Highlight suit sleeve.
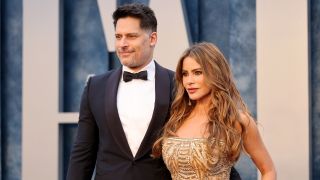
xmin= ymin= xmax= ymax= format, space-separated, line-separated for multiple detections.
xmin=66 ymin=77 xmax=99 ymax=180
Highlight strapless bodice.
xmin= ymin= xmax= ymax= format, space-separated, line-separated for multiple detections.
xmin=162 ymin=137 xmax=233 ymax=180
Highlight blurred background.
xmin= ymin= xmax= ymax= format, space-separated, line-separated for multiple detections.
xmin=0 ymin=0 xmax=318 ymax=179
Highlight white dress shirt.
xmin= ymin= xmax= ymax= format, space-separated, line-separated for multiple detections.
xmin=117 ymin=60 xmax=156 ymax=157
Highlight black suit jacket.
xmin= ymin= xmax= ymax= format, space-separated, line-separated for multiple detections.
xmin=67 ymin=63 xmax=173 ymax=180
xmin=66 ymin=62 xmax=241 ymax=180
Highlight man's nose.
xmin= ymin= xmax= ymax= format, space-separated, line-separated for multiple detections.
xmin=119 ymin=37 xmax=128 ymax=47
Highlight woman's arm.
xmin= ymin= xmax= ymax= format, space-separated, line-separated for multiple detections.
xmin=240 ymin=113 xmax=277 ymax=180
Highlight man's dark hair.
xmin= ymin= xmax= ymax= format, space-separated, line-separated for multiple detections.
xmin=113 ymin=3 xmax=157 ymax=32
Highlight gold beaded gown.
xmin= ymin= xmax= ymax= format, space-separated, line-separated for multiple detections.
xmin=162 ymin=137 xmax=234 ymax=180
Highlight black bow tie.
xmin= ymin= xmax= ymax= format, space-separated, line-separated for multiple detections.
xmin=123 ymin=70 xmax=148 ymax=82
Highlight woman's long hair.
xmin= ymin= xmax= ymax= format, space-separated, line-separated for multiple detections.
xmin=152 ymin=42 xmax=250 ymax=162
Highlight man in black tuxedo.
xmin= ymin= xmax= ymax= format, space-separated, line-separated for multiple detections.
xmin=66 ymin=3 xmax=241 ymax=180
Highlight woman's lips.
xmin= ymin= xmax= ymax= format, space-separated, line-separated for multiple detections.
xmin=187 ymin=88 xmax=197 ymax=94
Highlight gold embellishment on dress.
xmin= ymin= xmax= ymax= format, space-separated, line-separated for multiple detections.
xmin=162 ymin=137 xmax=233 ymax=180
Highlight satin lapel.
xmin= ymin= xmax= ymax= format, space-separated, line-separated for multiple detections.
xmin=135 ymin=63 xmax=172 ymax=159
xmin=104 ymin=67 xmax=133 ymax=158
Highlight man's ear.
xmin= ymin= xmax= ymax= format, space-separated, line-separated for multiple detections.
xmin=150 ymin=32 xmax=157 ymax=47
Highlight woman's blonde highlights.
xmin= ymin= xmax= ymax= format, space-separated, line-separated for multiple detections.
xmin=152 ymin=42 xmax=249 ymax=162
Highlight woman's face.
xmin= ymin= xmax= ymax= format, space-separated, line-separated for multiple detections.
xmin=182 ymin=56 xmax=211 ymax=102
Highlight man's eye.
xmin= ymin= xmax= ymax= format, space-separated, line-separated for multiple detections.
xmin=128 ymin=35 xmax=138 ymax=39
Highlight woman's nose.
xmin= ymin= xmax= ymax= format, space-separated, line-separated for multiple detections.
xmin=186 ymin=75 xmax=194 ymax=84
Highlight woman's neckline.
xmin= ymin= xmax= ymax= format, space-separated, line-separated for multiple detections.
xmin=167 ymin=136 xmax=208 ymax=141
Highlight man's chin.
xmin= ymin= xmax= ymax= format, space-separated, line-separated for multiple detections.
xmin=119 ymin=59 xmax=132 ymax=66
xmin=121 ymin=61 xmax=138 ymax=69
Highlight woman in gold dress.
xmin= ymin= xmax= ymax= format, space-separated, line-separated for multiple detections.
xmin=153 ymin=42 xmax=276 ymax=180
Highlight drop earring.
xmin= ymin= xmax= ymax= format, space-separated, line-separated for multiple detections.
xmin=188 ymin=99 xmax=192 ymax=106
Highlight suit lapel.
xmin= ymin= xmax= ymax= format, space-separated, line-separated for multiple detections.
xmin=104 ymin=67 xmax=133 ymax=158
xmin=135 ymin=63 xmax=172 ymax=159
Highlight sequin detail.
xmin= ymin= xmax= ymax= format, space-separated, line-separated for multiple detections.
xmin=162 ymin=137 xmax=233 ymax=180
